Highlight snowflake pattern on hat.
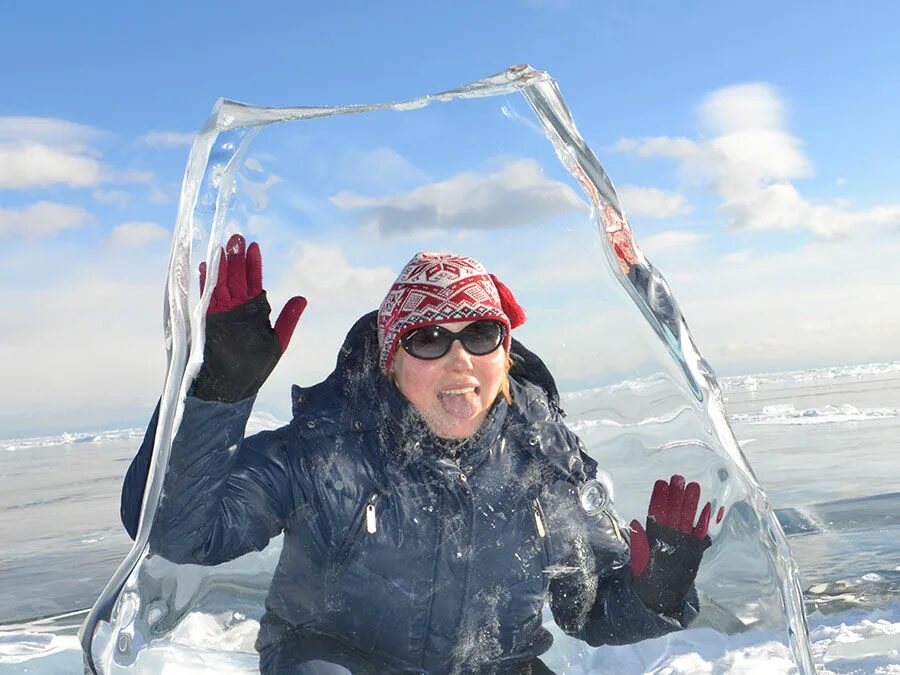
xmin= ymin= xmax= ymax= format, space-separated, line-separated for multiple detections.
xmin=377 ymin=252 xmax=514 ymax=373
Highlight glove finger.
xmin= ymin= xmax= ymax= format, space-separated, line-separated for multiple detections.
xmin=629 ymin=520 xmax=650 ymax=577
xmin=693 ymin=501 xmax=712 ymax=540
xmin=247 ymin=241 xmax=263 ymax=298
xmin=648 ymin=479 xmax=669 ymax=524
xmin=199 ymin=261 xmax=207 ymax=296
xmin=665 ymin=474 xmax=686 ymax=530
xmin=681 ymin=481 xmax=701 ymax=534
xmin=210 ymin=251 xmax=231 ymax=313
xmin=274 ymin=296 xmax=308 ymax=351
xmin=226 ymin=234 xmax=248 ymax=303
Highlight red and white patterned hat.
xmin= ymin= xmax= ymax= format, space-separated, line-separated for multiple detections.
xmin=377 ymin=252 xmax=526 ymax=373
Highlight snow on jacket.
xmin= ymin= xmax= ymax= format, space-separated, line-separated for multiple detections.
xmin=122 ymin=312 xmax=698 ymax=673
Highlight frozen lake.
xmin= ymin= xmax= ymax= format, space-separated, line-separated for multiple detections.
xmin=1 ymin=363 xmax=898 ymax=672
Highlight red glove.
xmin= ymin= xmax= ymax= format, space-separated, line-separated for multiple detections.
xmin=628 ymin=475 xmax=724 ymax=615
xmin=199 ymin=234 xmax=306 ymax=348
xmin=192 ymin=234 xmax=307 ymax=403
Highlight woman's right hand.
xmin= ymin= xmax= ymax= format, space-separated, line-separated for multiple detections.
xmin=192 ymin=233 xmax=307 ymax=403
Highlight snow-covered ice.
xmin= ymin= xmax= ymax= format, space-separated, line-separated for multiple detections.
xmin=2 ymin=603 xmax=897 ymax=673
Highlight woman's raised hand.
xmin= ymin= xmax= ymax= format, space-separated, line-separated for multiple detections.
xmin=199 ymin=234 xmax=307 ymax=350
xmin=627 ymin=475 xmax=724 ymax=616
xmin=192 ymin=234 xmax=307 ymax=403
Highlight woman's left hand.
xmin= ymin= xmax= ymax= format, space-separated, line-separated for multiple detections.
xmin=628 ymin=475 xmax=724 ymax=616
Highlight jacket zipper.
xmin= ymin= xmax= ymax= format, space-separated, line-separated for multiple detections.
xmin=334 ymin=493 xmax=379 ymax=572
xmin=602 ymin=508 xmax=624 ymax=542
xmin=365 ymin=495 xmax=378 ymax=534
xmin=532 ymin=498 xmax=551 ymax=570
xmin=532 ymin=499 xmax=546 ymax=538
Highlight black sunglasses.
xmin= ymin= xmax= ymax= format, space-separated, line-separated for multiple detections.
xmin=400 ymin=321 xmax=506 ymax=360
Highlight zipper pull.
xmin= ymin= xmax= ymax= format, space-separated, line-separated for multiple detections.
xmin=532 ymin=500 xmax=546 ymax=538
xmin=604 ymin=509 xmax=623 ymax=542
xmin=365 ymin=495 xmax=378 ymax=534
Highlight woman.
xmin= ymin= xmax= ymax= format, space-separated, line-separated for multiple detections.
xmin=122 ymin=235 xmax=715 ymax=674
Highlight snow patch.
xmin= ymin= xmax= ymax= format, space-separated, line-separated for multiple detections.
xmin=4 ymin=604 xmax=897 ymax=673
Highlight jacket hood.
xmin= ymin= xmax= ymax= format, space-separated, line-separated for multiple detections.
xmin=288 ymin=310 xmax=585 ymax=483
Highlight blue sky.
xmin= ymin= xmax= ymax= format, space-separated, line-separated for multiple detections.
xmin=2 ymin=1 xmax=899 ymax=436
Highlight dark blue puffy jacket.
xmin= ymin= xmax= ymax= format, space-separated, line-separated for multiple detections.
xmin=122 ymin=312 xmax=697 ymax=674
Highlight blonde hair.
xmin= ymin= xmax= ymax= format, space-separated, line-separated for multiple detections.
xmin=499 ymin=353 xmax=513 ymax=404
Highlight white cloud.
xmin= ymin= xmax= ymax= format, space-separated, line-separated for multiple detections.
xmin=0 ymin=142 xmax=104 ymax=189
xmin=258 ymin=242 xmax=398 ymax=397
xmin=0 ymin=116 xmax=158 ymax=191
xmin=137 ymin=130 xmax=195 ymax=148
xmin=272 ymin=241 xmax=396 ymax=310
xmin=611 ymin=82 xmax=900 ymax=239
xmin=0 ymin=116 xmax=109 ymax=191
xmin=723 ymin=182 xmax=900 ymax=239
xmin=113 ymin=168 xmax=155 ymax=184
xmin=105 ymin=221 xmax=168 ymax=247
xmin=709 ymin=129 xmax=810 ymax=182
xmin=0 ymin=116 xmax=104 ymax=144
xmin=331 ymin=158 xmax=587 ymax=235
xmin=641 ymin=230 xmax=707 ymax=256
xmin=618 ymin=185 xmax=691 ymax=219
xmin=0 ymin=201 xmax=92 ymax=237
xmin=610 ymin=136 xmax=698 ymax=161
xmin=699 ymin=83 xmax=785 ymax=134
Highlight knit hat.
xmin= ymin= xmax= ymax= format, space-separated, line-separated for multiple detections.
xmin=377 ymin=252 xmax=526 ymax=373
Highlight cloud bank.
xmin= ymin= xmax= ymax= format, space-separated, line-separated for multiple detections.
xmin=0 ymin=202 xmax=93 ymax=237
xmin=617 ymin=185 xmax=691 ymax=219
xmin=330 ymin=158 xmax=587 ymax=235
xmin=0 ymin=115 xmax=158 ymax=192
xmin=612 ymin=83 xmax=900 ymax=239
xmin=0 ymin=142 xmax=104 ymax=190
xmin=105 ymin=221 xmax=168 ymax=247
xmin=641 ymin=230 xmax=707 ymax=256
xmin=0 ymin=116 xmax=104 ymax=144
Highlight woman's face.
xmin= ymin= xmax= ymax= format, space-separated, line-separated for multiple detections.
xmin=392 ymin=320 xmax=507 ymax=440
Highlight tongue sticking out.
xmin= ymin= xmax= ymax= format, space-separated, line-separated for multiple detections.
xmin=437 ymin=389 xmax=479 ymax=419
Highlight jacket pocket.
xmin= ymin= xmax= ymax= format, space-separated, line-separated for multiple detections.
xmin=333 ymin=493 xmax=379 ymax=577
